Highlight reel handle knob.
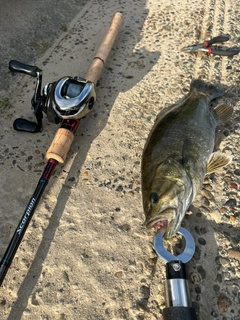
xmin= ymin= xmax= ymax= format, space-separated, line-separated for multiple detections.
xmin=13 ymin=118 xmax=40 ymax=133
xmin=9 ymin=60 xmax=42 ymax=77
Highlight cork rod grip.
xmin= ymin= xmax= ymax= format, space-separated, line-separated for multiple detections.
xmin=85 ymin=12 xmax=124 ymax=84
xmin=45 ymin=12 xmax=124 ymax=163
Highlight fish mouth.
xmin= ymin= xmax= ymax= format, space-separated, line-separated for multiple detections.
xmin=145 ymin=207 xmax=176 ymax=233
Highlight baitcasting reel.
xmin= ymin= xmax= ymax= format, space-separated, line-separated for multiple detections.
xmin=9 ymin=60 xmax=96 ymax=133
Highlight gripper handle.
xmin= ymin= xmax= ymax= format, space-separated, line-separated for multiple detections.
xmin=163 ymin=306 xmax=198 ymax=320
xmin=45 ymin=12 xmax=124 ymax=163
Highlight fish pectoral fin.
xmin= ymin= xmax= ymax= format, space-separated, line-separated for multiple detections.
xmin=156 ymin=159 xmax=186 ymax=180
xmin=207 ymin=151 xmax=231 ymax=174
xmin=214 ymin=104 xmax=233 ymax=126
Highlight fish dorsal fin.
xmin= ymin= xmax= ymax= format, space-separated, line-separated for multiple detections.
xmin=207 ymin=151 xmax=231 ymax=174
xmin=214 ymin=104 xmax=233 ymax=126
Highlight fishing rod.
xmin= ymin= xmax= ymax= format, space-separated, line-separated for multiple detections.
xmin=154 ymin=228 xmax=198 ymax=320
xmin=0 ymin=12 xmax=124 ymax=285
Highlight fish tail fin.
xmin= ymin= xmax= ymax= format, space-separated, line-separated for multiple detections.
xmin=214 ymin=104 xmax=233 ymax=125
xmin=190 ymin=79 xmax=224 ymax=100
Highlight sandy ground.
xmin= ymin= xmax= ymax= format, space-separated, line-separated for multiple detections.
xmin=0 ymin=0 xmax=239 ymax=319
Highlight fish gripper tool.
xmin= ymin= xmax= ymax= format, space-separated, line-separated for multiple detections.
xmin=154 ymin=227 xmax=197 ymax=320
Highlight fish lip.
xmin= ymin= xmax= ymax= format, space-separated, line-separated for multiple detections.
xmin=145 ymin=206 xmax=176 ymax=229
xmin=146 ymin=216 xmax=171 ymax=229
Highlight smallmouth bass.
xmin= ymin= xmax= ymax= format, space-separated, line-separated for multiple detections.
xmin=141 ymin=79 xmax=233 ymax=239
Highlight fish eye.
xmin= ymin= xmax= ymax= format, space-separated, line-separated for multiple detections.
xmin=150 ymin=192 xmax=159 ymax=204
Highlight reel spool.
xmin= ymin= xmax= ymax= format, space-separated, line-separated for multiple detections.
xmin=43 ymin=76 xmax=96 ymax=123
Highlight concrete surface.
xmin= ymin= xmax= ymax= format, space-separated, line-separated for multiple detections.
xmin=0 ymin=0 xmax=239 ymax=319
xmin=0 ymin=0 xmax=87 ymax=95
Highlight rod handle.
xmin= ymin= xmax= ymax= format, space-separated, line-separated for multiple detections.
xmin=45 ymin=12 xmax=124 ymax=163
xmin=45 ymin=128 xmax=75 ymax=163
xmin=163 ymin=306 xmax=197 ymax=320
xmin=85 ymin=12 xmax=124 ymax=84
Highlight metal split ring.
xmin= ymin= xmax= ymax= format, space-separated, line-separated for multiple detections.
xmin=154 ymin=227 xmax=195 ymax=263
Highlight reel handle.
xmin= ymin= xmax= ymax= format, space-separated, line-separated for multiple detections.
xmin=9 ymin=60 xmax=42 ymax=77
xmin=45 ymin=12 xmax=124 ymax=163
